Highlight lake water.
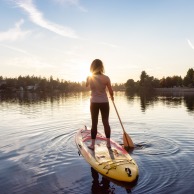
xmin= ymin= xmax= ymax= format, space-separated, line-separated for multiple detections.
xmin=0 ymin=91 xmax=194 ymax=194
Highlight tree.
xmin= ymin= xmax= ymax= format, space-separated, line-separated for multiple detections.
xmin=139 ymin=71 xmax=155 ymax=90
xmin=139 ymin=71 xmax=148 ymax=87
xmin=183 ymin=68 xmax=194 ymax=87
xmin=125 ymin=79 xmax=136 ymax=92
xmin=152 ymin=78 xmax=160 ymax=88
xmin=172 ymin=76 xmax=182 ymax=87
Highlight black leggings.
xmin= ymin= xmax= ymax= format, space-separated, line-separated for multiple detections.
xmin=90 ymin=102 xmax=111 ymax=139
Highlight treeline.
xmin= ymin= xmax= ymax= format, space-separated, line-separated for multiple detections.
xmin=1 ymin=68 xmax=194 ymax=93
xmin=125 ymin=68 xmax=194 ymax=93
xmin=0 ymin=75 xmax=88 ymax=92
xmin=0 ymin=75 xmax=126 ymax=93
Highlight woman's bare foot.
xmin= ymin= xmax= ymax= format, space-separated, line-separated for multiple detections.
xmin=106 ymin=144 xmax=111 ymax=149
xmin=88 ymin=145 xmax=94 ymax=150
xmin=88 ymin=139 xmax=95 ymax=150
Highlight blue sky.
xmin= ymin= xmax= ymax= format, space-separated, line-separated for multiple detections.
xmin=0 ymin=0 xmax=194 ymax=83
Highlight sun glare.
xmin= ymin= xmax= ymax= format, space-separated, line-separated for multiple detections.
xmin=78 ymin=69 xmax=91 ymax=82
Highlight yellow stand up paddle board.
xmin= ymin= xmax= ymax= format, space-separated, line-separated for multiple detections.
xmin=75 ymin=126 xmax=139 ymax=182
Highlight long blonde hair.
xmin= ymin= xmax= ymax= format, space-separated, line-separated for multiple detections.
xmin=90 ymin=59 xmax=105 ymax=75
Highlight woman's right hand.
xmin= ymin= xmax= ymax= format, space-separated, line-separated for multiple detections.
xmin=110 ymin=95 xmax=114 ymax=101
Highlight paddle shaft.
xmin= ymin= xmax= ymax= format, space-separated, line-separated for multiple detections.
xmin=112 ymin=100 xmax=133 ymax=147
xmin=112 ymin=100 xmax=126 ymax=133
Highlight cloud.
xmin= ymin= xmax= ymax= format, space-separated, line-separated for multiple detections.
xmin=54 ymin=0 xmax=87 ymax=12
xmin=0 ymin=44 xmax=55 ymax=71
xmin=99 ymin=41 xmax=119 ymax=48
xmin=12 ymin=0 xmax=78 ymax=38
xmin=0 ymin=19 xmax=30 ymax=42
xmin=0 ymin=44 xmax=33 ymax=56
xmin=187 ymin=39 xmax=194 ymax=50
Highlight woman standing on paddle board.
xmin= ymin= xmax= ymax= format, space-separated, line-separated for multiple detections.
xmin=86 ymin=59 xmax=114 ymax=150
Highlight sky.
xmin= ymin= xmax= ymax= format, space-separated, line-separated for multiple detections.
xmin=0 ymin=0 xmax=194 ymax=83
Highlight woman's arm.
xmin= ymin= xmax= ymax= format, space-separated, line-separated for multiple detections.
xmin=86 ymin=76 xmax=90 ymax=87
xmin=107 ymin=78 xmax=114 ymax=101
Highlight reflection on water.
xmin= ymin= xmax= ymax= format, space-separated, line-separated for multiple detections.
xmin=1 ymin=91 xmax=194 ymax=113
xmin=91 ymin=167 xmax=138 ymax=194
xmin=184 ymin=95 xmax=194 ymax=112
xmin=91 ymin=167 xmax=115 ymax=194
xmin=0 ymin=91 xmax=86 ymax=104
xmin=125 ymin=91 xmax=194 ymax=113
xmin=0 ymin=91 xmax=194 ymax=194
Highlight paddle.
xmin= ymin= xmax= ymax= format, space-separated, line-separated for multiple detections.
xmin=112 ymin=100 xmax=134 ymax=148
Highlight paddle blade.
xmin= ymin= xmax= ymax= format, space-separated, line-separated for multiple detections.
xmin=123 ymin=131 xmax=134 ymax=148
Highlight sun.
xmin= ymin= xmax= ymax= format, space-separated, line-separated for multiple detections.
xmin=77 ymin=69 xmax=92 ymax=82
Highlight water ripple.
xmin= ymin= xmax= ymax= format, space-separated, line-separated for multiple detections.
xmin=134 ymin=134 xmax=180 ymax=156
xmin=1 ymin=93 xmax=194 ymax=194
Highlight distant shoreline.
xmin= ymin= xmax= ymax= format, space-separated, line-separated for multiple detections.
xmin=155 ymin=88 xmax=194 ymax=93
